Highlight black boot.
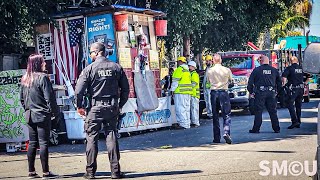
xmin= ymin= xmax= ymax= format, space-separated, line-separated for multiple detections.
xmin=288 ymin=123 xmax=300 ymax=129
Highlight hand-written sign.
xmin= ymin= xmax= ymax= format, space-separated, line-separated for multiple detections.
xmin=149 ymin=50 xmax=159 ymax=69
xmin=37 ymin=33 xmax=53 ymax=60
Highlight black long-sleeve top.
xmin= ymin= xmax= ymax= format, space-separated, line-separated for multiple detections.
xmin=20 ymin=73 xmax=59 ymax=123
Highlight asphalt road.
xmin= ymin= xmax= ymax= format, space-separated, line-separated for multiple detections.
xmin=0 ymin=99 xmax=318 ymax=180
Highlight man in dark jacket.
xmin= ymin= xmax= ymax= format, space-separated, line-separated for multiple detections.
xmin=282 ymin=56 xmax=308 ymax=129
xmin=248 ymin=55 xmax=282 ymax=133
xmin=75 ymin=42 xmax=129 ymax=179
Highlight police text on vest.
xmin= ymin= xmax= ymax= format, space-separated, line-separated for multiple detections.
xmin=98 ymin=70 xmax=112 ymax=77
xmin=263 ymin=70 xmax=271 ymax=74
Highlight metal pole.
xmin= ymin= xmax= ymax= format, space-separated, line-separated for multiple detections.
xmin=317 ymin=102 xmax=320 ymax=179
xmin=298 ymin=44 xmax=302 ymax=64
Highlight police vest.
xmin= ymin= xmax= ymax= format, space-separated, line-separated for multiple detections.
xmin=172 ymin=66 xmax=192 ymax=95
xmin=191 ymin=71 xmax=200 ymax=99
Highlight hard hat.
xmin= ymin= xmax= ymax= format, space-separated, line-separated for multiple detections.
xmin=188 ymin=61 xmax=197 ymax=68
xmin=177 ymin=56 xmax=187 ymax=63
xmin=205 ymin=55 xmax=213 ymax=61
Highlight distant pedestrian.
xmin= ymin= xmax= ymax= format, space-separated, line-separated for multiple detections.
xmin=248 ymin=55 xmax=282 ymax=133
xmin=188 ymin=61 xmax=200 ymax=127
xmin=20 ymin=54 xmax=59 ymax=179
xmin=282 ymin=56 xmax=308 ymax=129
xmin=161 ymin=67 xmax=174 ymax=96
xmin=203 ymin=55 xmax=213 ymax=118
xmin=75 ymin=42 xmax=129 ymax=179
xmin=206 ymin=54 xmax=233 ymax=144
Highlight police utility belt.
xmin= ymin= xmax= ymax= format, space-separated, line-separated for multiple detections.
xmin=289 ymin=84 xmax=304 ymax=89
xmin=211 ymin=89 xmax=228 ymax=92
xmin=258 ymin=86 xmax=275 ymax=92
xmin=92 ymin=97 xmax=118 ymax=106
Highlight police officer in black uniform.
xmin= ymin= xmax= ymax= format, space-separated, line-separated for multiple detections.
xmin=248 ymin=55 xmax=282 ymax=133
xmin=282 ymin=56 xmax=306 ymax=129
xmin=75 ymin=42 xmax=129 ymax=179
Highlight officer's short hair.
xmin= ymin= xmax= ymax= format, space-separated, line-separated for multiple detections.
xmin=259 ymin=55 xmax=269 ymax=64
xmin=291 ymin=56 xmax=298 ymax=62
xmin=91 ymin=42 xmax=105 ymax=56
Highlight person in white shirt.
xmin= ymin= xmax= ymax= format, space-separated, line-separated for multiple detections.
xmin=206 ymin=54 xmax=233 ymax=144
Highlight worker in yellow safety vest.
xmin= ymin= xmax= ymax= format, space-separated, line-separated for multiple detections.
xmin=171 ymin=56 xmax=192 ymax=129
xmin=203 ymin=55 xmax=213 ymax=118
xmin=188 ymin=61 xmax=200 ymax=127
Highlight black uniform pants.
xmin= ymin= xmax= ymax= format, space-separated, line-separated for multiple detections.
xmin=210 ymin=90 xmax=231 ymax=141
xmin=287 ymin=88 xmax=303 ymax=124
xmin=27 ymin=120 xmax=51 ymax=173
xmin=84 ymin=104 xmax=120 ymax=175
xmin=252 ymin=91 xmax=280 ymax=132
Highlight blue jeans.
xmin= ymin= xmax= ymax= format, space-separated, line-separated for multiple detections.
xmin=210 ymin=90 xmax=231 ymax=141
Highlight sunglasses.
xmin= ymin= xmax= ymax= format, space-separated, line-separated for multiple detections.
xmin=90 ymin=50 xmax=96 ymax=54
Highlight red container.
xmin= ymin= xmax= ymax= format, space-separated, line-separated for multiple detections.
xmin=155 ymin=20 xmax=167 ymax=36
xmin=115 ymin=14 xmax=128 ymax=31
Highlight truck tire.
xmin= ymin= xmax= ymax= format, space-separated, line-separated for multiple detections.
xmin=304 ymin=95 xmax=310 ymax=103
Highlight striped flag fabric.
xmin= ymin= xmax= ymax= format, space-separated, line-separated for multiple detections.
xmin=51 ymin=17 xmax=84 ymax=85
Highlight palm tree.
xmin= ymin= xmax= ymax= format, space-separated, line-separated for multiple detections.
xmin=269 ymin=0 xmax=312 ymax=46
xmin=270 ymin=14 xmax=309 ymax=43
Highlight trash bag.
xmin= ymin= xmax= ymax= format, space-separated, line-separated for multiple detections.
xmin=134 ymin=71 xmax=159 ymax=112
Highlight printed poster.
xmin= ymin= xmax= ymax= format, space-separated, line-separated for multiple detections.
xmin=0 ymin=70 xmax=28 ymax=143
xmin=86 ymin=14 xmax=117 ymax=64
xmin=119 ymin=97 xmax=172 ymax=133
xmin=118 ymin=48 xmax=132 ymax=68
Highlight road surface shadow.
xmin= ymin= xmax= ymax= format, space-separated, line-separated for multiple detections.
xmin=60 ymin=170 xmax=202 ymax=179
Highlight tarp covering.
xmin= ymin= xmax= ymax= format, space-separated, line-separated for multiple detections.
xmin=303 ymin=43 xmax=320 ymax=74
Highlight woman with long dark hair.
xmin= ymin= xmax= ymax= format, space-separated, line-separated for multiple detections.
xmin=20 ymin=54 xmax=59 ymax=179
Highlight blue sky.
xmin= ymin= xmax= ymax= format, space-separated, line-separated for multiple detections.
xmin=309 ymin=0 xmax=320 ymax=36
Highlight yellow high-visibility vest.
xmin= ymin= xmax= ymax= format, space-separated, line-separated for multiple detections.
xmin=191 ymin=70 xmax=200 ymax=99
xmin=172 ymin=65 xmax=192 ymax=95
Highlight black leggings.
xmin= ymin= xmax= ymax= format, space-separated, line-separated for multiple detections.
xmin=27 ymin=120 xmax=51 ymax=173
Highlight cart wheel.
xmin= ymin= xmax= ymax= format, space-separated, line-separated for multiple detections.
xmin=116 ymin=132 xmax=121 ymax=138
xmin=49 ymin=129 xmax=59 ymax=146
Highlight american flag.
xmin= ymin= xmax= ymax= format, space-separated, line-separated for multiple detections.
xmin=51 ymin=17 xmax=84 ymax=85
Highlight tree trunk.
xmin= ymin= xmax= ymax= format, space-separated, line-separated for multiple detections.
xmin=195 ymin=47 xmax=203 ymax=70
xmin=183 ymin=35 xmax=191 ymax=58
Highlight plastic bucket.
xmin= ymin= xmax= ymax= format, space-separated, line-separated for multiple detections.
xmin=115 ymin=14 xmax=128 ymax=31
xmin=155 ymin=20 xmax=167 ymax=36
